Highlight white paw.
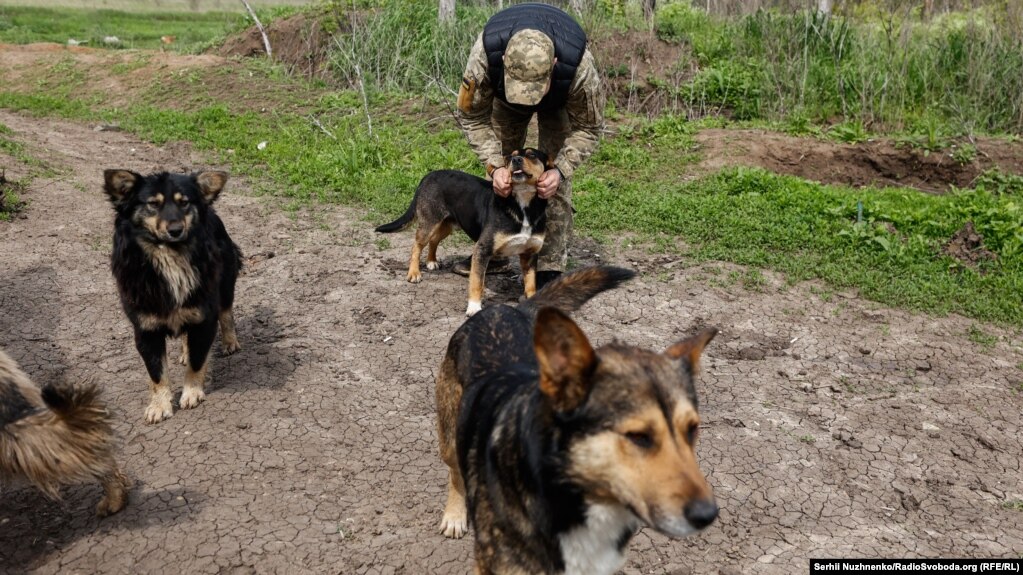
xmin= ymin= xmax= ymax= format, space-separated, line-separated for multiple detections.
xmin=465 ymin=301 xmax=482 ymax=317
xmin=426 ymin=261 xmax=439 ymax=271
xmin=179 ymin=387 xmax=206 ymax=409
xmin=144 ymin=398 xmax=174 ymax=424
xmin=440 ymin=515 xmax=468 ymax=539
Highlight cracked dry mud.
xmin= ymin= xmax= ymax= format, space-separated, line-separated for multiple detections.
xmin=0 ymin=110 xmax=1021 ymax=575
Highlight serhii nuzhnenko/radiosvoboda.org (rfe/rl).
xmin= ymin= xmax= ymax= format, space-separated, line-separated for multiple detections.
xmin=811 ymin=560 xmax=1022 ymax=573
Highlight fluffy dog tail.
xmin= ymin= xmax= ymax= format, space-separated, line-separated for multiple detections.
xmin=374 ymin=184 xmax=421 ymax=233
xmin=41 ymin=383 xmax=115 ymax=438
xmin=1 ymin=382 xmax=118 ymax=499
xmin=520 ymin=265 xmax=636 ymax=317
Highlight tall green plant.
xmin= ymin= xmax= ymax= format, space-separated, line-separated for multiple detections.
xmin=327 ymin=0 xmax=491 ymax=93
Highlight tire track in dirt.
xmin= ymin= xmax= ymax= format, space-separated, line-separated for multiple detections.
xmin=0 ymin=111 xmax=1021 ymax=574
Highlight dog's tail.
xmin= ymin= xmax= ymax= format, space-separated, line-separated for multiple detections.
xmin=374 ymin=183 xmax=422 ymax=233
xmin=519 ymin=265 xmax=636 ymax=318
xmin=41 ymin=383 xmax=115 ymax=437
xmin=1 ymin=381 xmax=118 ymax=499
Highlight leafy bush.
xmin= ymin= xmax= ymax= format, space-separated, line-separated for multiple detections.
xmin=682 ymin=59 xmax=764 ymax=119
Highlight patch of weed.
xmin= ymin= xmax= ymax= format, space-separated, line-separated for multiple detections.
xmin=967 ymin=324 xmax=998 ymax=351
xmin=741 ymin=269 xmax=767 ymax=292
xmin=0 ymin=170 xmax=27 ymax=221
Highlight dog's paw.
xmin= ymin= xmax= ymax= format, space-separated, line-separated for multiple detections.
xmin=221 ymin=339 xmax=241 ymax=355
xmin=407 ymin=270 xmax=423 ymax=283
xmin=144 ymin=398 xmax=174 ymax=424
xmin=426 ymin=261 xmax=439 ymax=271
xmin=179 ymin=386 xmax=206 ymax=409
xmin=465 ymin=301 xmax=482 ymax=317
xmin=95 ymin=473 xmax=130 ymax=518
xmin=95 ymin=496 xmax=123 ymax=518
xmin=178 ymin=339 xmax=189 ymax=365
xmin=440 ymin=515 xmax=469 ymax=539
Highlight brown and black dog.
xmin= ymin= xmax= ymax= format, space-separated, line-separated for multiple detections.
xmin=435 ymin=266 xmax=719 ymax=574
xmin=104 ymin=169 xmax=242 ymax=424
xmin=0 ymin=349 xmax=129 ymax=517
xmin=375 ymin=148 xmax=550 ymax=316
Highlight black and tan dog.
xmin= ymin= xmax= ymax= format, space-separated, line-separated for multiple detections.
xmin=104 ymin=169 xmax=241 ymax=424
xmin=0 ymin=349 xmax=129 ymax=517
xmin=375 ymin=148 xmax=550 ymax=316
xmin=435 ymin=266 xmax=720 ymax=574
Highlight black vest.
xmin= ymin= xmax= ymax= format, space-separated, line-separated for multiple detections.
xmin=482 ymin=3 xmax=587 ymax=112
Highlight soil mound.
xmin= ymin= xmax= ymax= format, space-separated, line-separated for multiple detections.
xmin=696 ymin=129 xmax=1023 ymax=193
xmin=588 ymin=28 xmax=689 ymax=115
xmin=217 ymin=11 xmax=334 ymax=80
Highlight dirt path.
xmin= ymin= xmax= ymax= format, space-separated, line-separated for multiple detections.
xmin=0 ymin=110 xmax=1021 ymax=574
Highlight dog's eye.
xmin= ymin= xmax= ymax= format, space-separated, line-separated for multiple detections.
xmin=625 ymin=431 xmax=654 ymax=449
xmin=146 ymin=199 xmax=161 ymax=207
xmin=179 ymin=198 xmax=190 ymax=206
xmin=686 ymin=422 xmax=700 ymax=445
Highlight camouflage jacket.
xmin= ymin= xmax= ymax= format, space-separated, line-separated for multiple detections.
xmin=455 ymin=33 xmax=605 ymax=180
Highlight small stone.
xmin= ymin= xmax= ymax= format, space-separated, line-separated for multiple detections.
xmin=738 ymin=347 xmax=766 ymax=361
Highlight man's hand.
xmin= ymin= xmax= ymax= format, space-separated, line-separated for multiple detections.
xmin=536 ymin=169 xmax=561 ymax=199
xmin=492 ymin=167 xmax=512 ymax=197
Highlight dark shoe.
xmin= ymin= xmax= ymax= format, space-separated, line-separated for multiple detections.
xmin=534 ymin=270 xmax=562 ymax=291
xmin=451 ymin=256 xmax=514 ymax=277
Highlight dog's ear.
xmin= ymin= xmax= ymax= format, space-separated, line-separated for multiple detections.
xmin=195 ymin=171 xmax=229 ymax=204
xmin=534 ymin=307 xmax=597 ymax=412
xmin=103 ymin=169 xmax=140 ymax=206
xmin=665 ymin=327 xmax=718 ymax=375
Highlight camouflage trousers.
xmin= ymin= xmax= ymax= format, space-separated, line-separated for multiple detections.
xmin=491 ymin=98 xmax=572 ymax=273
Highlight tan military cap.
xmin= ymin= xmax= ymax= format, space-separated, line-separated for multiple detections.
xmin=503 ymin=29 xmax=555 ymax=106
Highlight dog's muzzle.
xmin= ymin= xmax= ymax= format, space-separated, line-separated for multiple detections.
xmin=165 ymin=222 xmax=185 ymax=241
xmin=684 ymin=499 xmax=718 ymax=530
xmin=509 ymin=158 xmax=527 ymax=181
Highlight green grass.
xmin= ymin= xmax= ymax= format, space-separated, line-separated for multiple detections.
xmin=0 ymin=0 xmax=312 ymax=11
xmin=574 ymin=162 xmax=1023 ymax=323
xmin=1003 ymin=500 xmax=1023 ymax=512
xmin=0 ymin=6 xmax=252 ymax=51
